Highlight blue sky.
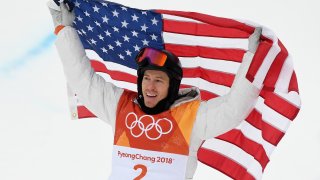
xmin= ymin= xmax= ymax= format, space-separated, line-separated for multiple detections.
xmin=0 ymin=0 xmax=319 ymax=179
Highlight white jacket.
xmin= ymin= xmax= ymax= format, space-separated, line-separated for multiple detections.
xmin=55 ymin=26 xmax=260 ymax=179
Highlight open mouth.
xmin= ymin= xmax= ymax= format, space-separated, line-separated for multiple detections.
xmin=146 ymin=93 xmax=157 ymax=97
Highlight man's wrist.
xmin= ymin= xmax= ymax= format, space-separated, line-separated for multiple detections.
xmin=54 ymin=25 xmax=65 ymax=35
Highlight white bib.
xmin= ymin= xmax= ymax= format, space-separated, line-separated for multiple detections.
xmin=109 ymin=145 xmax=188 ymax=180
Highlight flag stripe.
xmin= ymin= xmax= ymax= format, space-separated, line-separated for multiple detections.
xmin=246 ymin=42 xmax=272 ymax=82
xmin=217 ymin=129 xmax=270 ymax=169
xmin=163 ymin=19 xmax=251 ymax=38
xmin=180 ymin=57 xmax=241 ymax=74
xmin=90 ymin=59 xmax=236 ymax=86
xmin=78 ymin=106 xmax=95 ymax=118
xmin=163 ymin=32 xmax=249 ymax=50
xmin=164 ymin=44 xmax=246 ymax=62
xmin=289 ymin=71 xmax=299 ymax=92
xmin=264 ymin=92 xmax=300 ymax=120
xmin=263 ymin=41 xmax=288 ymax=90
xmin=200 ymin=138 xmax=262 ymax=179
xmin=157 ymin=10 xmax=255 ymax=33
xmin=198 ymin=147 xmax=256 ymax=180
xmin=245 ymin=109 xmax=285 ymax=146
xmin=256 ymin=97 xmax=291 ymax=133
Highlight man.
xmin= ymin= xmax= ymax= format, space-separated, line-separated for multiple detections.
xmin=48 ymin=2 xmax=261 ymax=180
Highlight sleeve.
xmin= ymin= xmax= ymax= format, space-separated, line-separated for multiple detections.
xmin=55 ymin=26 xmax=124 ymax=129
xmin=194 ymin=28 xmax=262 ymax=140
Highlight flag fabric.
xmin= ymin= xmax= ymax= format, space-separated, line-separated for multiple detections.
xmin=55 ymin=0 xmax=301 ymax=179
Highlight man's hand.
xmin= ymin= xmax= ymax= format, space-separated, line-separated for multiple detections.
xmin=47 ymin=1 xmax=75 ymax=28
xmin=248 ymin=27 xmax=262 ymax=53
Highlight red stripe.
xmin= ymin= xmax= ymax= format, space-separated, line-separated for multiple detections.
xmin=77 ymin=106 xmax=96 ymax=118
xmin=165 ymin=44 xmax=245 ymax=62
xmin=246 ymin=109 xmax=285 ymax=146
xmin=289 ymin=71 xmax=299 ymax=93
xmin=163 ymin=19 xmax=250 ymax=38
xmin=197 ymin=147 xmax=255 ymax=180
xmin=246 ymin=42 xmax=273 ymax=82
xmin=217 ymin=130 xmax=269 ymax=170
xmin=91 ymin=59 xmax=235 ymax=87
xmin=156 ymin=10 xmax=254 ymax=33
xmin=90 ymin=60 xmax=137 ymax=84
xmin=183 ymin=68 xmax=235 ymax=87
xmin=263 ymin=41 xmax=288 ymax=91
xmin=262 ymin=91 xmax=300 ymax=120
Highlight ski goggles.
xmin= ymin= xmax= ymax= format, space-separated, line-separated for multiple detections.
xmin=136 ymin=47 xmax=170 ymax=67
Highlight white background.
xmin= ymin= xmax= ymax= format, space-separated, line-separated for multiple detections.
xmin=0 ymin=0 xmax=319 ymax=179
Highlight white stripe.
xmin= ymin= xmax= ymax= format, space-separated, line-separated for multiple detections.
xmin=180 ymin=57 xmax=240 ymax=74
xmin=162 ymin=14 xmax=203 ymax=23
xmin=182 ymin=78 xmax=230 ymax=96
xmin=252 ymin=39 xmax=281 ymax=89
xmin=163 ymin=32 xmax=248 ymax=50
xmin=275 ymin=91 xmax=301 ymax=109
xmin=96 ymin=72 xmax=137 ymax=92
xmin=236 ymin=121 xmax=275 ymax=157
xmin=86 ymin=50 xmax=137 ymax=76
xmin=274 ymin=55 xmax=293 ymax=92
xmin=202 ymin=138 xmax=262 ymax=180
xmin=255 ymin=97 xmax=291 ymax=132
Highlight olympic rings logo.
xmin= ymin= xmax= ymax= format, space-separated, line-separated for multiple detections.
xmin=125 ymin=112 xmax=173 ymax=140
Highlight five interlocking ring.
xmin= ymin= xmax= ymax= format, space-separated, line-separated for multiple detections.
xmin=125 ymin=112 xmax=173 ymax=140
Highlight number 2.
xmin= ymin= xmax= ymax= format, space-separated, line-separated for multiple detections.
xmin=133 ymin=164 xmax=147 ymax=180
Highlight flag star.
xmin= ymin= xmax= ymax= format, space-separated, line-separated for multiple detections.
xmin=142 ymin=39 xmax=149 ymax=46
xmin=93 ymin=5 xmax=100 ymax=12
xmin=121 ymin=6 xmax=128 ymax=11
xmin=76 ymin=15 xmax=83 ymax=22
xmin=73 ymin=21 xmax=77 ymax=25
xmin=125 ymin=50 xmax=132 ymax=56
xmin=81 ymin=29 xmax=87 ymax=35
xmin=98 ymin=34 xmax=104 ymax=41
xmin=75 ymin=1 xmax=80 ymax=8
xmin=102 ymin=15 xmax=109 ymax=23
xmin=133 ymin=45 xmax=140 ymax=51
xmin=101 ymin=47 xmax=108 ymax=53
xmin=108 ymin=44 xmax=114 ymax=50
xmin=121 ymin=20 xmax=129 ymax=28
xmin=102 ymin=2 xmax=108 ymax=7
xmin=151 ymin=17 xmax=159 ymax=25
xmin=123 ymin=35 xmax=130 ymax=42
xmin=90 ymin=39 xmax=97 ymax=45
xmin=84 ymin=11 xmax=90 ymax=17
xmin=95 ymin=21 xmax=101 ymax=27
xmin=131 ymin=30 xmax=138 ymax=37
xmin=115 ymin=40 xmax=122 ymax=47
xmin=77 ymin=30 xmax=83 ymax=36
xmin=113 ymin=26 xmax=119 ymax=32
xmin=141 ymin=11 xmax=147 ymax=15
xmin=112 ymin=10 xmax=119 ymax=17
xmin=118 ymin=54 xmax=125 ymax=60
xmin=141 ymin=24 xmax=148 ymax=32
xmin=87 ymin=25 xmax=94 ymax=32
xmin=132 ymin=14 xmax=139 ymax=22
xmin=105 ymin=30 xmax=111 ymax=37
xmin=150 ymin=34 xmax=158 ymax=41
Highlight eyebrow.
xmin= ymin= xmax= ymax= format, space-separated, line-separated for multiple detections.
xmin=144 ymin=73 xmax=167 ymax=80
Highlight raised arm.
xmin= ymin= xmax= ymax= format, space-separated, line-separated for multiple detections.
xmin=195 ymin=28 xmax=262 ymax=140
xmin=48 ymin=2 xmax=124 ymax=128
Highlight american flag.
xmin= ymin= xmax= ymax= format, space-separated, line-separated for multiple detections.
xmin=54 ymin=0 xmax=301 ymax=179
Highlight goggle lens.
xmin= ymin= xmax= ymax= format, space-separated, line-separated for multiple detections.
xmin=137 ymin=48 xmax=168 ymax=67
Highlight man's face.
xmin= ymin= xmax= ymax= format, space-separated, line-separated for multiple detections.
xmin=142 ymin=70 xmax=170 ymax=108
